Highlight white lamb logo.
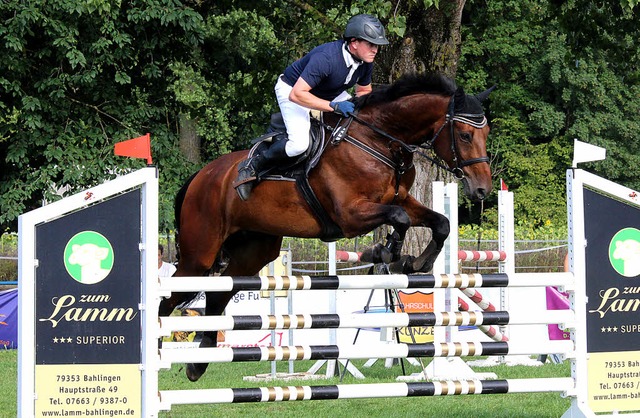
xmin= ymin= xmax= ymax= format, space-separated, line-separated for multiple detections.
xmin=613 ymin=239 xmax=640 ymax=277
xmin=68 ymin=243 xmax=111 ymax=284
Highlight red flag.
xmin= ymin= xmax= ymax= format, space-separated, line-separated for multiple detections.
xmin=500 ymin=178 xmax=508 ymax=191
xmin=114 ymin=133 xmax=153 ymax=165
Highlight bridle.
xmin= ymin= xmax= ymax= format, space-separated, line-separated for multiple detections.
xmin=423 ymin=97 xmax=490 ymax=179
xmin=330 ymin=94 xmax=490 ymax=181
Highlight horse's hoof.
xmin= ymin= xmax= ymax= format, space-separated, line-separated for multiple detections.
xmin=417 ymin=262 xmax=434 ymax=273
xmin=186 ymin=363 xmax=207 ymax=382
xmin=389 ymin=255 xmax=415 ymax=274
xmin=360 ymin=244 xmax=392 ymax=264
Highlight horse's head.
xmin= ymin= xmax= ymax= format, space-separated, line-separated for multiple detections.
xmin=353 ymin=73 xmax=493 ymax=201
xmin=430 ymin=85 xmax=494 ymax=201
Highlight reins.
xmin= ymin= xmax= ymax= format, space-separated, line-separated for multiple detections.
xmin=329 ymin=94 xmax=490 ymax=182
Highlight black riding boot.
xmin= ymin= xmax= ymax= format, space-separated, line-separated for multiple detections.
xmin=234 ymin=139 xmax=291 ymax=201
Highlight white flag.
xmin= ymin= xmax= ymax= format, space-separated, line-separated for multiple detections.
xmin=572 ymin=138 xmax=606 ymax=167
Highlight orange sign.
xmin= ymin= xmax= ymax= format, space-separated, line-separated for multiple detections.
xmin=395 ymin=291 xmax=434 ymax=343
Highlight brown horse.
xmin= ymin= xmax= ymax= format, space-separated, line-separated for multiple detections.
xmin=159 ymin=73 xmax=493 ymax=381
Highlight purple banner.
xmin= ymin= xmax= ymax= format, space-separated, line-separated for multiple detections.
xmin=0 ymin=288 xmax=18 ymax=349
xmin=546 ymin=286 xmax=570 ymax=340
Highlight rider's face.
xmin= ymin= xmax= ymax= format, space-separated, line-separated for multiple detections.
xmin=350 ymin=39 xmax=379 ymax=63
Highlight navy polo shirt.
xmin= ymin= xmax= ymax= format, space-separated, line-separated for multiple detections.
xmin=282 ymin=40 xmax=373 ymax=101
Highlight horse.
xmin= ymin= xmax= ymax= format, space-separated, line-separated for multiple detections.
xmin=159 ymin=73 xmax=494 ymax=381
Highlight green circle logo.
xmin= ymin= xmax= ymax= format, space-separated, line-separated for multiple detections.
xmin=63 ymin=231 xmax=114 ymax=284
xmin=609 ymin=228 xmax=640 ymax=278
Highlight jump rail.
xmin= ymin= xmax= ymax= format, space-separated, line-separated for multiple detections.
xmin=158 ymin=340 xmax=574 ymax=366
xmin=158 ymin=378 xmax=575 ymax=409
xmin=458 ymin=250 xmax=508 ymax=262
xmin=159 ymin=273 xmax=574 ymax=294
xmin=336 ymin=250 xmax=509 ymax=263
xmin=159 ymin=310 xmax=576 ymax=334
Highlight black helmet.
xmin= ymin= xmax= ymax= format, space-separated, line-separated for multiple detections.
xmin=343 ymin=14 xmax=389 ymax=45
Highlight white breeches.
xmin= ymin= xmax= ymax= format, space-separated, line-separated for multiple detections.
xmin=275 ymin=76 xmax=350 ymax=157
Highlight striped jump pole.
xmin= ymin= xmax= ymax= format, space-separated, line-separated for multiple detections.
xmin=159 ymin=272 xmax=574 ymax=295
xmin=459 ymin=287 xmax=498 ymax=312
xmin=458 ymin=250 xmax=508 ymax=262
xmin=158 ymin=340 xmax=574 ymax=366
xmin=457 ymin=287 xmax=508 ymax=342
xmin=336 ymin=250 xmax=362 ymax=262
xmin=456 ymin=300 xmax=509 ymax=343
xmin=159 ymin=310 xmax=575 ymax=334
xmin=158 ymin=378 xmax=575 ymax=409
xmin=337 ymin=250 xmax=508 ymax=263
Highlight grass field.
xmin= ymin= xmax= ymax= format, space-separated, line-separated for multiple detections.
xmin=2 ymin=349 xmax=574 ymax=417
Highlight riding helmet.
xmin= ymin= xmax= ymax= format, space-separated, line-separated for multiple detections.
xmin=343 ymin=14 xmax=389 ymax=45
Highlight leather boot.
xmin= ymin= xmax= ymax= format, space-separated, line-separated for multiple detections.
xmin=234 ymin=139 xmax=291 ymax=201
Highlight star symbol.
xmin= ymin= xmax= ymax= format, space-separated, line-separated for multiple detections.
xmin=612 ymin=326 xmax=618 ymax=333
xmin=601 ymin=327 xmax=607 ymax=333
xmin=53 ymin=337 xmax=59 ymax=343
xmin=66 ymin=337 xmax=72 ymax=343
xmin=607 ymin=326 xmax=613 ymax=333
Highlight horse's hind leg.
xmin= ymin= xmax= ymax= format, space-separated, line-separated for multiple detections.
xmin=389 ymin=195 xmax=450 ymax=273
xmin=186 ymin=232 xmax=283 ymax=382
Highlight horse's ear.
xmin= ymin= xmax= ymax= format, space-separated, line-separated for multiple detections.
xmin=475 ymin=85 xmax=496 ymax=103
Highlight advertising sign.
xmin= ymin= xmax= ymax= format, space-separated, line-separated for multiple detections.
xmin=33 ymin=190 xmax=142 ymax=417
xmin=19 ymin=168 xmax=157 ymax=418
xmin=583 ymin=187 xmax=640 ymax=413
xmin=0 ymin=288 xmax=18 ymax=348
xmin=395 ymin=290 xmax=434 ymax=343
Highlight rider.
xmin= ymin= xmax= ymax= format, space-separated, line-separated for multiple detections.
xmin=234 ymin=14 xmax=389 ymax=200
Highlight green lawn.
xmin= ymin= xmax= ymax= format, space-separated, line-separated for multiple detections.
xmin=3 ymin=349 xmax=574 ymax=417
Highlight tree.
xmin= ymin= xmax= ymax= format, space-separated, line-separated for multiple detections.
xmin=457 ymin=0 xmax=640 ymax=227
xmin=0 ymin=1 xmax=206 ymax=232
xmin=2 ymin=0 xmax=638 ymax=237
xmin=368 ymin=1 xmax=470 ymax=256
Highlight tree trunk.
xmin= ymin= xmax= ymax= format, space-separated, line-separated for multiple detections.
xmin=374 ymin=2 xmax=465 ymax=259
xmin=179 ymin=113 xmax=201 ymax=164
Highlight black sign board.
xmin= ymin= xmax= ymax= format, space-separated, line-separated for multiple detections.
xmin=34 ymin=190 xmax=142 ymax=364
xmin=584 ymin=187 xmax=640 ymax=352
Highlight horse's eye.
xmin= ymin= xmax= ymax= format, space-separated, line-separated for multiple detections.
xmin=459 ymin=132 xmax=472 ymax=143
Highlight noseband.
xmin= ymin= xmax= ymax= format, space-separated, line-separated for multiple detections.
xmin=337 ymin=95 xmax=490 ymax=180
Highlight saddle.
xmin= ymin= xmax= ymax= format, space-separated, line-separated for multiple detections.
xmin=246 ymin=112 xmax=345 ymax=241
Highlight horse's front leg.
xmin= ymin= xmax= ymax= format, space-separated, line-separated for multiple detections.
xmin=185 ymin=232 xmax=283 ymax=382
xmin=185 ymin=291 xmax=234 ymax=382
xmin=347 ymin=204 xmax=412 ymax=265
xmin=389 ymin=195 xmax=450 ymax=273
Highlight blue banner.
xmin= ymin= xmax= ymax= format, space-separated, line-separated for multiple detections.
xmin=0 ymin=288 xmax=18 ymax=349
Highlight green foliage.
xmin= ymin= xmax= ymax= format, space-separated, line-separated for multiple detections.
xmin=0 ymin=233 xmax=17 ymax=282
xmin=459 ymin=220 xmax=566 ymax=242
xmin=1 ymin=0 xmax=639 ymax=234
xmin=458 ymin=0 xmax=640 ymax=226
xmin=0 ymin=0 xmax=205 ymax=232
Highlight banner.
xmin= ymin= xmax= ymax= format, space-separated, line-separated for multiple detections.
xmin=545 ymin=286 xmax=570 ymax=340
xmin=0 ymin=288 xmax=18 ymax=349
xmin=395 ymin=290 xmax=434 ymax=343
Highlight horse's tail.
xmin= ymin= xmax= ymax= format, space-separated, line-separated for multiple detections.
xmin=173 ymin=171 xmax=199 ymax=260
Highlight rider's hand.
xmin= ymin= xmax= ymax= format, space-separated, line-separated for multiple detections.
xmin=330 ymin=101 xmax=355 ymax=117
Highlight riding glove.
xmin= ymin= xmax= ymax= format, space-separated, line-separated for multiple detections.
xmin=330 ymin=101 xmax=355 ymax=117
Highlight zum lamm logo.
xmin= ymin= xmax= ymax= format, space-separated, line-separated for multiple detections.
xmin=609 ymin=228 xmax=640 ymax=278
xmin=63 ymin=231 xmax=114 ymax=284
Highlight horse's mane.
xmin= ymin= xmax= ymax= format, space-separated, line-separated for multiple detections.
xmin=355 ymin=73 xmax=457 ymax=109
